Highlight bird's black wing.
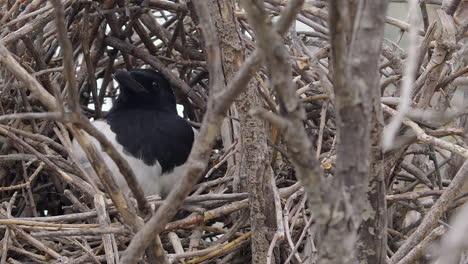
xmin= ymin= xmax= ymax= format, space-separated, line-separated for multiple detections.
xmin=107 ymin=108 xmax=194 ymax=173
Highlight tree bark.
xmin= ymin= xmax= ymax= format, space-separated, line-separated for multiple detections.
xmin=353 ymin=2 xmax=388 ymax=263
xmin=325 ymin=0 xmax=388 ymax=263
xmin=191 ymin=1 xmax=277 ymax=263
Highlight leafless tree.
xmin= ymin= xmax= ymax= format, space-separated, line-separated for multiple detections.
xmin=0 ymin=0 xmax=467 ymax=263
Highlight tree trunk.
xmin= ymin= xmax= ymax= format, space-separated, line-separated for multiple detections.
xmin=324 ymin=0 xmax=388 ymax=263
xmin=191 ymin=1 xmax=277 ymax=263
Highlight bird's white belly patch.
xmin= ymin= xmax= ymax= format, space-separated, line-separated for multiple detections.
xmin=72 ymin=120 xmax=177 ymax=196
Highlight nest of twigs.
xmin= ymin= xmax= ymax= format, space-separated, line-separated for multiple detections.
xmin=1 ymin=0 xmax=468 ymax=263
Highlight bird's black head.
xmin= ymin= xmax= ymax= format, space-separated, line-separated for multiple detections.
xmin=112 ymin=69 xmax=176 ymax=112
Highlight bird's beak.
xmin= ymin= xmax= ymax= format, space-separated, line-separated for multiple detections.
xmin=112 ymin=70 xmax=148 ymax=94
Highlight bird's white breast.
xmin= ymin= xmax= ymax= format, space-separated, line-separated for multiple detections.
xmin=71 ymin=120 xmax=181 ymax=197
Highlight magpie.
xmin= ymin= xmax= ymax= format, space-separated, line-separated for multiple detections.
xmin=72 ymin=69 xmax=195 ymax=197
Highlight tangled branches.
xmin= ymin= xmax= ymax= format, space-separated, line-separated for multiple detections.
xmin=0 ymin=0 xmax=467 ymax=263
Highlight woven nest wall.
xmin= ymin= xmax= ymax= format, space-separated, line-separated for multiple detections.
xmin=0 ymin=0 xmax=467 ymax=264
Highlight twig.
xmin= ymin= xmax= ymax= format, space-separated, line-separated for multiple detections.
xmin=184 ymin=232 xmax=251 ymax=264
xmin=0 ymin=43 xmax=58 ymax=111
xmin=397 ymin=225 xmax=445 ymax=264
xmin=49 ymin=0 xmax=79 ymax=112
xmin=435 ymin=201 xmax=468 ymax=263
xmin=382 ymin=0 xmax=421 ymax=150
xmin=383 ymin=105 xmax=468 ymax=158
xmin=9 ymin=225 xmax=62 ymax=259
xmin=390 ymin=160 xmax=468 ymax=263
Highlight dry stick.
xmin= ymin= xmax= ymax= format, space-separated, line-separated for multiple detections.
xmin=21 ymin=161 xmax=39 ymax=217
xmin=0 ymin=154 xmax=40 ymax=163
xmin=435 ymin=202 xmax=468 ymax=263
xmin=300 ymin=43 xmax=333 ymax=98
xmin=383 ymin=105 xmax=468 ymax=158
xmin=7 ymin=246 xmax=48 ymax=262
xmin=94 ymin=194 xmax=117 ymax=264
xmin=284 ymin=216 xmax=315 ymax=264
xmin=289 ymin=191 xmax=307 ymax=231
xmin=12 ymin=186 xmax=266 ymax=225
xmin=82 ymin=6 xmax=102 ymax=118
xmin=0 ymin=192 xmax=17 ymax=264
xmin=139 ymin=12 xmax=205 ymax=61
xmin=119 ymin=0 xmax=304 ymax=262
xmin=31 ymin=227 xmax=129 ymax=238
xmin=70 ymin=239 xmax=101 ymax=264
xmin=7 ymin=258 xmax=22 ymax=264
xmin=416 ymin=10 xmax=456 ymax=108
xmin=316 ymin=99 xmax=329 ymax=159
xmin=33 ymin=66 xmax=64 ymax=76
xmin=185 ymin=232 xmax=252 ymax=264
xmin=436 ymin=66 xmax=468 ymax=90
xmin=185 ymin=193 xmax=249 ymax=203
xmin=0 ymin=112 xmax=62 ymax=123
xmin=133 ymin=20 xmax=159 ymax=55
xmin=2 ymin=7 xmax=55 ymax=45
xmin=2 ymin=3 xmax=53 ymax=29
xmin=9 ymin=225 xmax=62 ymax=259
xmin=1 ymin=187 xmax=299 ymax=256
xmin=389 ymin=160 xmax=468 ymax=264
xmin=73 ymin=117 xmax=150 ymax=214
xmin=282 ymin=190 xmax=304 ymax=264
xmin=49 ymin=0 xmax=79 ymax=112
xmin=170 ymin=238 xmax=224 ymax=260
xmin=202 ymin=226 xmax=244 ymax=238
xmin=188 ymin=227 xmax=203 ymax=253
xmin=163 ymin=184 xmax=301 ymax=233
xmin=397 ymin=225 xmax=446 ymax=264
xmin=0 ymin=182 xmax=27 ymax=192
xmin=420 ymin=1 xmax=430 ymax=32
xmin=54 ymin=126 xmax=101 ymax=193
xmin=204 ymin=142 xmax=238 ymax=179
xmin=390 ymin=0 xmax=442 ymax=3
xmin=208 ymin=214 xmax=248 ymax=247
xmin=385 ymin=16 xmax=426 ymax=36
xmin=19 ymin=30 xmax=59 ymax=108
xmin=414 ymin=20 xmax=437 ymax=75
xmin=386 ymin=189 xmax=445 ymax=201
xmin=272 ymin=178 xmax=285 ymax=239
xmin=0 ymin=162 xmax=43 ymax=192
xmin=441 ymin=0 xmax=462 ymax=16
xmin=382 ymin=0 xmax=420 ymax=150
xmin=1 ymin=125 xmax=67 ymax=154
xmin=0 ymin=219 xmax=99 ymax=228
xmin=401 ymin=163 xmax=433 ymax=187
xmin=15 ymin=211 xmax=102 ymax=223
xmin=0 ymin=126 xmax=95 ymax=197
xmin=168 ymin=231 xmax=185 ymax=257
xmin=64 ymin=190 xmax=91 ymax=213
xmin=266 ymin=232 xmax=280 ymax=264
xmin=0 ymin=43 xmax=58 ymax=111
xmin=68 ymin=126 xmax=144 ymax=232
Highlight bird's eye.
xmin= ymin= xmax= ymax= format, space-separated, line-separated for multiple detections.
xmin=152 ymin=82 xmax=158 ymax=88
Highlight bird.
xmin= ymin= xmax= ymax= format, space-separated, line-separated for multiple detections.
xmin=72 ymin=69 xmax=195 ymax=197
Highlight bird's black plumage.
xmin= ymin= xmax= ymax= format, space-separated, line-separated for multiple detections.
xmin=72 ymin=68 xmax=195 ymax=196
xmin=108 ymin=69 xmax=194 ymax=173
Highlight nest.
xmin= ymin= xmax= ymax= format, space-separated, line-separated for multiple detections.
xmin=0 ymin=0 xmax=467 ymax=263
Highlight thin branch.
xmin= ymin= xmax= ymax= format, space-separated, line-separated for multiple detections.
xmin=382 ymin=0 xmax=422 ymax=150
xmin=49 ymin=0 xmax=79 ymax=112
xmin=0 ymin=43 xmax=58 ymax=111
xmin=389 ymin=160 xmax=468 ymax=264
